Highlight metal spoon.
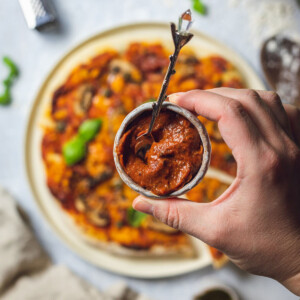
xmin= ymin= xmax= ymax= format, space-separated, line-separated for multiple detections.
xmin=261 ymin=34 xmax=300 ymax=107
xmin=134 ymin=9 xmax=194 ymax=159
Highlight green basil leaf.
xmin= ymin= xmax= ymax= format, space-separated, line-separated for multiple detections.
xmin=0 ymin=86 xmax=11 ymax=105
xmin=3 ymin=57 xmax=19 ymax=77
xmin=127 ymin=207 xmax=148 ymax=227
xmin=79 ymin=118 xmax=103 ymax=142
xmin=63 ymin=136 xmax=86 ymax=166
xmin=0 ymin=56 xmax=19 ymax=106
xmin=192 ymin=0 xmax=207 ymax=15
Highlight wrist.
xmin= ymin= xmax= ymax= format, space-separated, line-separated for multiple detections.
xmin=281 ymin=272 xmax=300 ymax=296
xmin=276 ymin=233 xmax=300 ymax=296
xmin=280 ymin=235 xmax=300 ymax=296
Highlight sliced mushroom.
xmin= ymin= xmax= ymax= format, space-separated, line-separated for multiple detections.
xmin=81 ymin=87 xmax=94 ymax=111
xmin=87 ymin=210 xmax=110 ymax=227
xmin=146 ymin=217 xmax=178 ymax=234
xmin=185 ymin=56 xmax=199 ymax=65
xmin=110 ymin=59 xmax=135 ymax=74
xmin=87 ymin=168 xmax=114 ymax=188
xmin=175 ymin=55 xmax=198 ymax=78
xmin=56 ymin=120 xmax=67 ymax=133
xmin=109 ymin=59 xmax=141 ymax=82
xmin=75 ymin=196 xmax=87 ymax=212
xmin=86 ymin=203 xmax=109 ymax=228
xmin=83 ymin=196 xmax=110 ymax=227
xmin=73 ymin=84 xmax=95 ymax=116
xmin=175 ymin=62 xmax=195 ymax=79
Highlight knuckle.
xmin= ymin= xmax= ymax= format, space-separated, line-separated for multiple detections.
xmin=226 ymin=100 xmax=247 ymax=119
xmin=154 ymin=202 xmax=180 ymax=230
xmin=261 ymin=142 xmax=300 ymax=181
xmin=265 ymin=150 xmax=281 ymax=171
xmin=266 ymin=91 xmax=282 ymax=107
xmin=244 ymin=89 xmax=259 ymax=100
xmin=261 ymin=148 xmax=283 ymax=180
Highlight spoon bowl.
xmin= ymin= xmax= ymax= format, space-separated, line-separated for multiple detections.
xmin=260 ymin=34 xmax=300 ymax=107
xmin=134 ymin=133 xmax=153 ymax=159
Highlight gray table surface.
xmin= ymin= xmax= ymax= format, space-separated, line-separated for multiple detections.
xmin=0 ymin=0 xmax=299 ymax=299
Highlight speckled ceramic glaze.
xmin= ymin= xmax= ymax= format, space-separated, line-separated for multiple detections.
xmin=113 ymin=102 xmax=211 ymax=199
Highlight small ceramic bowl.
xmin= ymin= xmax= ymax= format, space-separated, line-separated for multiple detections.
xmin=193 ymin=280 xmax=239 ymax=300
xmin=113 ymin=102 xmax=211 ymax=199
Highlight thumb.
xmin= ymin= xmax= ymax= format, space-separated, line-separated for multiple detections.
xmin=133 ymin=196 xmax=219 ymax=246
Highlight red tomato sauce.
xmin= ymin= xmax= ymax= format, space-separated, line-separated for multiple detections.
xmin=117 ymin=110 xmax=203 ymax=196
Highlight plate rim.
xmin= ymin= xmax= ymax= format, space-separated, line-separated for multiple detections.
xmin=24 ymin=21 xmax=264 ymax=279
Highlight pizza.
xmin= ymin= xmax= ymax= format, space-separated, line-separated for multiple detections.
xmin=41 ymin=42 xmax=242 ymax=262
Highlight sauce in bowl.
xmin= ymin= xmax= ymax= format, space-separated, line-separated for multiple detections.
xmin=116 ymin=109 xmax=203 ymax=196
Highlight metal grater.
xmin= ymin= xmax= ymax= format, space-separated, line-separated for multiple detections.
xmin=19 ymin=0 xmax=57 ymax=30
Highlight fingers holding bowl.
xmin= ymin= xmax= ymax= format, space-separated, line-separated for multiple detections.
xmin=169 ymin=90 xmax=262 ymax=174
xmin=113 ymin=102 xmax=211 ymax=199
xmin=207 ymin=88 xmax=290 ymax=139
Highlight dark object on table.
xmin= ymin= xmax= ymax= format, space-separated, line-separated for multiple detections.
xmin=18 ymin=0 xmax=57 ymax=30
xmin=194 ymin=289 xmax=233 ymax=300
xmin=261 ymin=34 xmax=300 ymax=107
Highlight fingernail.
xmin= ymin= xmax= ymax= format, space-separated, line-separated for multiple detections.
xmin=168 ymin=93 xmax=184 ymax=104
xmin=133 ymin=197 xmax=154 ymax=214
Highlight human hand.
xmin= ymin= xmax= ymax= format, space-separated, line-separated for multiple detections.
xmin=132 ymin=88 xmax=300 ymax=295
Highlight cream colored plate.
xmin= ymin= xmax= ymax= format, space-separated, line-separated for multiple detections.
xmin=25 ymin=23 xmax=265 ymax=278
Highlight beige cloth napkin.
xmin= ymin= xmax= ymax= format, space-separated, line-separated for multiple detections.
xmin=0 ymin=188 xmax=150 ymax=300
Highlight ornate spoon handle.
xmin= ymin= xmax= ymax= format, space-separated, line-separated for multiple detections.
xmin=145 ymin=9 xmax=194 ymax=136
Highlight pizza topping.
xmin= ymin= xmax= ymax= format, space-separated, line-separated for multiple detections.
xmin=111 ymin=177 xmax=123 ymax=190
xmin=127 ymin=207 xmax=147 ymax=227
xmin=63 ymin=136 xmax=86 ymax=166
xmin=75 ymin=196 xmax=87 ymax=212
xmin=117 ymin=110 xmax=203 ymax=196
xmin=87 ymin=210 xmax=110 ymax=227
xmin=73 ymin=84 xmax=95 ymax=115
xmin=56 ymin=120 xmax=67 ymax=133
xmin=78 ymin=118 xmax=103 ymax=142
xmin=109 ymin=59 xmax=141 ymax=83
xmin=85 ymin=201 xmax=110 ymax=227
xmin=62 ymin=118 xmax=103 ymax=166
xmin=87 ymin=168 xmax=114 ymax=188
